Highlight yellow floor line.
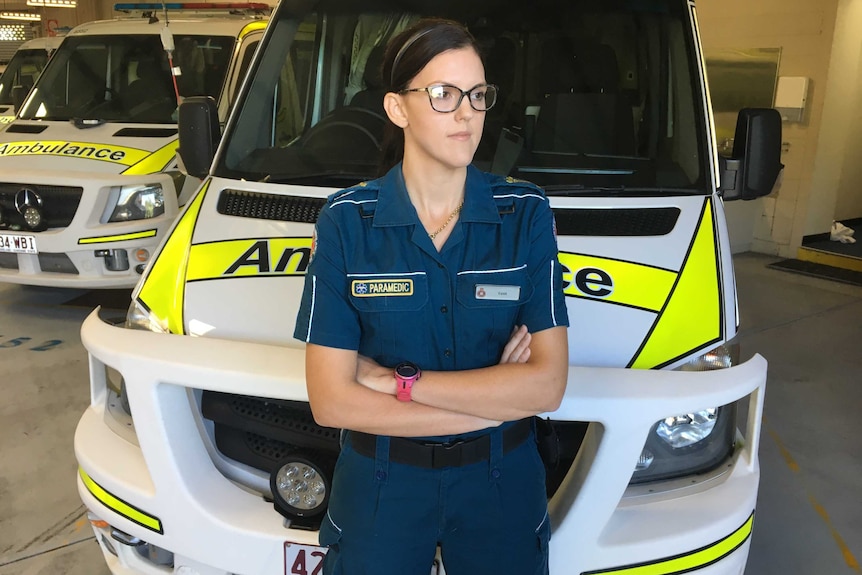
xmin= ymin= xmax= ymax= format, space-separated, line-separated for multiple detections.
xmin=768 ymin=426 xmax=861 ymax=572
xmin=808 ymin=495 xmax=861 ymax=572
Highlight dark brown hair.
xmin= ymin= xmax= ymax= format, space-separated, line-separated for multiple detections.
xmin=378 ymin=18 xmax=481 ymax=175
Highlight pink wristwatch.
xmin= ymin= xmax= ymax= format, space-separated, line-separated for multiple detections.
xmin=394 ymin=362 xmax=421 ymax=402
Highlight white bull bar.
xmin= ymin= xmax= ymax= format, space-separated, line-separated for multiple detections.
xmin=75 ymin=308 xmax=766 ymax=575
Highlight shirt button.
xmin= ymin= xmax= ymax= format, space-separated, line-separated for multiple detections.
xmin=444 ymin=349 xmax=452 ymax=357
xmin=376 ymin=470 xmax=387 ymax=481
xmin=491 ymin=468 xmax=501 ymax=479
xmin=440 ymin=306 xmax=448 ymax=314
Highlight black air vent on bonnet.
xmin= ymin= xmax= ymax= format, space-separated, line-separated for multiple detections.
xmin=5 ymin=124 xmax=47 ymax=134
xmin=217 ymin=189 xmax=326 ymax=223
xmin=552 ymin=207 xmax=681 ymax=236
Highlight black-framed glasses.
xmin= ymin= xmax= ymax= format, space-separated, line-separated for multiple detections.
xmin=399 ymin=83 xmax=498 ymax=113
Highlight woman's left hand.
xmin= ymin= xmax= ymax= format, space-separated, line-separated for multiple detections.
xmin=500 ymin=325 xmax=531 ymax=364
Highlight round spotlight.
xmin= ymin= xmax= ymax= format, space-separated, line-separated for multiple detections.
xmin=270 ymin=455 xmax=330 ymax=519
xmin=23 ymin=206 xmax=42 ymax=229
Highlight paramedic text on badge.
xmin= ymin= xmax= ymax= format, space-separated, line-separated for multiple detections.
xmin=352 ymin=279 xmax=414 ymax=297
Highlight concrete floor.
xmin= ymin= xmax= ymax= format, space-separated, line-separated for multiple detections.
xmin=0 ymin=252 xmax=860 ymax=574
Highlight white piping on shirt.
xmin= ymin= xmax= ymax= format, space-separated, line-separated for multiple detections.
xmin=549 ymin=259 xmax=558 ymax=326
xmin=456 ymin=264 xmax=527 ymax=276
xmin=305 ymin=275 xmax=317 ymax=342
xmin=346 ymin=271 xmax=427 ymax=278
xmin=330 ymin=198 xmax=378 ymax=209
xmin=492 ymin=192 xmax=546 ymax=201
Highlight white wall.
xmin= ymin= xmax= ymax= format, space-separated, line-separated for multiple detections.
xmin=698 ymin=0 xmax=840 ymax=256
xmin=824 ymin=0 xmax=862 ymax=226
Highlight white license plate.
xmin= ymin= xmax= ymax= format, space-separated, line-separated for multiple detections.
xmin=0 ymin=233 xmax=37 ymax=254
xmin=284 ymin=543 xmax=326 ymax=575
xmin=283 ymin=542 xmax=441 ymax=575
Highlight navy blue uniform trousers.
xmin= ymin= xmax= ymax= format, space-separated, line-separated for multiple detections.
xmin=318 ymin=426 xmax=550 ymax=575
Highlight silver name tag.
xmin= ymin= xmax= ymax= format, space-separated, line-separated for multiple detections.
xmin=475 ymin=284 xmax=520 ymax=301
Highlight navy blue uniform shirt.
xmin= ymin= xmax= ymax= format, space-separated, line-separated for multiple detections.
xmin=295 ymin=162 xmax=568 ymax=378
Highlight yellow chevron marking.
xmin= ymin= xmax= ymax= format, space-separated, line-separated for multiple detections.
xmin=136 ymin=180 xmax=211 ymax=335
xmin=631 ymin=198 xmax=721 ymax=369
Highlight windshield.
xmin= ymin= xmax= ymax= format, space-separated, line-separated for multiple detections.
xmin=19 ymin=34 xmax=235 ymax=123
xmin=0 ymin=48 xmax=51 ymax=105
xmin=218 ymin=0 xmax=708 ymax=192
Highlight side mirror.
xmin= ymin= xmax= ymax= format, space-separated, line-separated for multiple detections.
xmin=719 ymin=108 xmax=784 ymax=201
xmin=178 ymin=96 xmax=220 ymax=179
xmin=11 ymin=85 xmax=29 ymax=113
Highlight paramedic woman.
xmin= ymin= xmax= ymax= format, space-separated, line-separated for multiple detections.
xmin=294 ymin=18 xmax=569 ymax=575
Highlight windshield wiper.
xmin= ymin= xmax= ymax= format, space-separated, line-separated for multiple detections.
xmin=543 ymin=185 xmax=699 ymax=196
xmin=260 ymin=171 xmax=372 ymax=185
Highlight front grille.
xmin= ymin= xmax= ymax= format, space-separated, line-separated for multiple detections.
xmin=217 ymin=189 xmax=325 ymax=223
xmin=201 ymin=391 xmax=340 ymax=474
xmin=38 ymin=253 xmax=78 ymax=274
xmin=0 ymin=183 xmax=84 ymax=230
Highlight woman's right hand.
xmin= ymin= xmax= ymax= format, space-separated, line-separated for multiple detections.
xmin=499 ymin=325 xmax=531 ymax=364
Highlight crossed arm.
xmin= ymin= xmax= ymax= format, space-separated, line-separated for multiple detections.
xmin=305 ymin=325 xmax=568 ymax=437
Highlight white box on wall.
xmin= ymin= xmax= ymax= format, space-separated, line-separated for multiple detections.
xmin=774 ymin=76 xmax=809 ymax=122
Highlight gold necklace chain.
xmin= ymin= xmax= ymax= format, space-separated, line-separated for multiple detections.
xmin=428 ymin=200 xmax=464 ymax=240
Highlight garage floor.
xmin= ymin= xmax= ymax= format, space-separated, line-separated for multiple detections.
xmin=0 ymin=252 xmax=860 ymax=574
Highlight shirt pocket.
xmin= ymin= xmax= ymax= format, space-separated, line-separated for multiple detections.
xmin=348 ymin=272 xmax=429 ymax=364
xmin=455 ymin=267 xmax=534 ymax=347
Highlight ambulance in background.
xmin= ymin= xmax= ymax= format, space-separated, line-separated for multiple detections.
xmin=75 ymin=0 xmax=783 ymax=573
xmin=0 ymin=36 xmax=63 ymax=125
xmin=0 ymin=3 xmax=269 ymax=288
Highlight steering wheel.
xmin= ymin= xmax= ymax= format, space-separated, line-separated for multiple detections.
xmin=302 ymin=120 xmax=382 ymax=151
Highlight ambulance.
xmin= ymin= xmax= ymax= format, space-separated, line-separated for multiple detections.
xmin=0 ymin=36 xmax=64 ymax=125
xmin=75 ymin=0 xmax=783 ymax=573
xmin=0 ymin=3 xmax=269 ymax=288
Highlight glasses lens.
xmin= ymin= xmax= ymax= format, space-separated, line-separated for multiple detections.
xmin=428 ymin=85 xmax=459 ymax=112
xmin=470 ymin=85 xmax=497 ymax=111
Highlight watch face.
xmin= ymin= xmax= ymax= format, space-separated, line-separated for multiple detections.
xmin=396 ymin=363 xmax=418 ymax=378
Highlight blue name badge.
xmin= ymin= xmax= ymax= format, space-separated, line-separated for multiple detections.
xmin=475 ymin=284 xmax=521 ymax=301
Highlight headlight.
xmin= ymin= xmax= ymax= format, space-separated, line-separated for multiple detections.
xmin=630 ymin=342 xmax=740 ymax=485
xmin=655 ymin=408 xmax=718 ymax=448
xmin=108 ymin=184 xmax=165 ymax=222
xmin=270 ymin=452 xmax=334 ymax=524
xmin=125 ymin=298 xmax=168 ymax=333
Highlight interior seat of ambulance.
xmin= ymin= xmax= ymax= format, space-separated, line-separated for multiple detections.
xmin=532 ymin=36 xmax=635 ymax=157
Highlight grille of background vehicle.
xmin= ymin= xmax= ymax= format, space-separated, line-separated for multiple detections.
xmin=0 ymin=184 xmax=84 ymax=230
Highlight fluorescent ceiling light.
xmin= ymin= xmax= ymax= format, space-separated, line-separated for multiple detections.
xmin=0 ymin=11 xmax=42 ymax=20
xmin=0 ymin=24 xmax=26 ymax=41
xmin=27 ymin=0 xmax=77 ymax=7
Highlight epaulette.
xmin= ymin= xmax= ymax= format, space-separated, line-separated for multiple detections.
xmin=486 ymin=173 xmax=547 ymax=197
xmin=327 ymin=178 xmax=383 ymax=207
